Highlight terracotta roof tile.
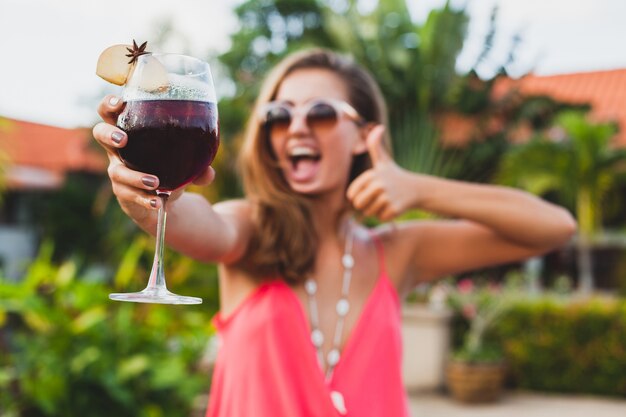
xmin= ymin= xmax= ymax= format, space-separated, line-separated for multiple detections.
xmin=0 ymin=118 xmax=106 ymax=190
xmin=435 ymin=112 xmax=478 ymax=145
xmin=494 ymin=69 xmax=626 ymax=144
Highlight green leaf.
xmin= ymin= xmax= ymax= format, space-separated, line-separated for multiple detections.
xmin=71 ymin=307 xmax=107 ymax=334
xmin=114 ymin=235 xmax=149 ymax=289
xmin=23 ymin=311 xmax=53 ymax=333
xmin=0 ymin=367 xmax=16 ymax=387
xmin=70 ymin=347 xmax=102 ymax=373
xmin=117 ymin=354 xmax=150 ymax=381
xmin=55 ymin=260 xmax=77 ymax=287
xmin=150 ymin=357 xmax=186 ymax=389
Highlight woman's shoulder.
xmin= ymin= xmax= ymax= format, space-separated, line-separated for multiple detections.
xmin=368 ymin=219 xmax=422 ymax=244
xmin=369 ymin=218 xmax=449 ymax=241
xmin=213 ymin=198 xmax=254 ymax=215
xmin=370 ymin=218 xmax=463 ymax=260
xmin=367 ymin=221 xmax=418 ymax=260
xmin=213 ymin=198 xmax=255 ymax=226
xmin=367 ymin=220 xmax=432 ymax=294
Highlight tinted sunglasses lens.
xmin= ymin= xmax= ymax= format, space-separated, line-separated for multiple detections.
xmin=265 ymin=106 xmax=291 ymax=128
xmin=306 ymin=103 xmax=338 ymax=126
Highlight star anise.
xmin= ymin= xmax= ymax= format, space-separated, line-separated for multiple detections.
xmin=125 ymin=40 xmax=149 ymax=64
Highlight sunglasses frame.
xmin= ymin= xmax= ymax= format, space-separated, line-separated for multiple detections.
xmin=258 ymin=98 xmax=364 ymax=129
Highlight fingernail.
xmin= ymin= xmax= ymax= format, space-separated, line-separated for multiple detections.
xmin=149 ymin=198 xmax=158 ymax=209
xmin=111 ymin=131 xmax=125 ymax=145
xmin=109 ymin=96 xmax=120 ymax=106
xmin=141 ymin=176 xmax=157 ymax=188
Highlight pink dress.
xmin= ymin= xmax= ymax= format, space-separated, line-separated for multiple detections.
xmin=206 ymin=244 xmax=410 ymax=417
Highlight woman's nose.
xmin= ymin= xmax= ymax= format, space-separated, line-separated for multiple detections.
xmin=287 ymin=109 xmax=310 ymax=135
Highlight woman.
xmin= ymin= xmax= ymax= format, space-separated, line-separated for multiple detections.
xmin=93 ymin=49 xmax=576 ymax=416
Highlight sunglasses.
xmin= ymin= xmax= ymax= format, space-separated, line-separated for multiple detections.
xmin=258 ymin=98 xmax=364 ymax=130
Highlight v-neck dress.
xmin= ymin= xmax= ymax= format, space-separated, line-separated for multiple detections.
xmin=205 ymin=245 xmax=410 ymax=417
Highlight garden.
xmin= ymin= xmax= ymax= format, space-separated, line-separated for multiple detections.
xmin=2 ymin=0 xmax=626 ymax=415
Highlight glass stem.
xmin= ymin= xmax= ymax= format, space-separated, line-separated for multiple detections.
xmin=147 ymin=192 xmax=170 ymax=290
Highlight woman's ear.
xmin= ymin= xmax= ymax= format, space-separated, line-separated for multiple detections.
xmin=352 ymin=122 xmax=376 ymax=155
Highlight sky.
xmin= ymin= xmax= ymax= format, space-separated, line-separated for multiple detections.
xmin=0 ymin=0 xmax=624 ymax=129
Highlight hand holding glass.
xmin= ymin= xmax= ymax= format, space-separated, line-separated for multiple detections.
xmin=109 ymin=54 xmax=219 ymax=304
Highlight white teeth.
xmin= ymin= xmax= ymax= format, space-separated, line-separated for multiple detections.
xmin=289 ymin=146 xmax=319 ymax=158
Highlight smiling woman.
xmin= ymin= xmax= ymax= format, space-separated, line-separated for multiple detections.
xmin=238 ymin=51 xmax=390 ymax=287
xmin=92 ymin=47 xmax=575 ymax=416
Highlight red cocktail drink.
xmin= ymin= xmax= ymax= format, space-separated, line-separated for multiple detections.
xmin=118 ymin=99 xmax=219 ymax=191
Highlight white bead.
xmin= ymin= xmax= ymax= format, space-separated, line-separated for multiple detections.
xmin=330 ymin=391 xmax=347 ymax=415
xmin=327 ymin=349 xmax=340 ymax=366
xmin=311 ymin=329 xmax=324 ymax=347
xmin=342 ymin=254 xmax=354 ymax=269
xmin=304 ymin=279 xmax=317 ymax=295
xmin=336 ymin=299 xmax=350 ymax=316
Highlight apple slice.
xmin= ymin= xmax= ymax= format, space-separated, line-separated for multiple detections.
xmin=129 ymin=55 xmax=169 ymax=92
xmin=96 ymin=44 xmax=134 ymax=85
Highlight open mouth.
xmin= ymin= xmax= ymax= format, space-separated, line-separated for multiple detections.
xmin=289 ymin=146 xmax=321 ymax=167
xmin=287 ymin=145 xmax=322 ymax=182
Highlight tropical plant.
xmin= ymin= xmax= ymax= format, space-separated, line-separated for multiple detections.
xmin=443 ymin=276 xmax=520 ymax=363
xmin=216 ymin=1 xmax=481 ymax=134
xmin=0 ymin=241 xmax=215 ymax=417
xmin=497 ymin=110 xmax=623 ymax=292
xmin=392 ymin=112 xmax=460 ymax=176
xmin=216 ymin=0 xmax=550 ymax=194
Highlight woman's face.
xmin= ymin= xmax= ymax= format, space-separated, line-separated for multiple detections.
xmin=268 ymin=68 xmax=368 ymax=196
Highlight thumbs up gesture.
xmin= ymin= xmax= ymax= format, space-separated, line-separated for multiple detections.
xmin=347 ymin=125 xmax=417 ymax=221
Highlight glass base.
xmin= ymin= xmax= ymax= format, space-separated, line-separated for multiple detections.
xmin=109 ymin=287 xmax=202 ymax=305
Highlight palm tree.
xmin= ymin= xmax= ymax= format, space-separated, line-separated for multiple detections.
xmin=497 ymin=110 xmax=623 ymax=293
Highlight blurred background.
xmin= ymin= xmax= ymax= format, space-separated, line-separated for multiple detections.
xmin=1 ymin=0 xmax=625 ymax=416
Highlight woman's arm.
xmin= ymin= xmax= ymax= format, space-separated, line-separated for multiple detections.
xmin=165 ymin=196 xmax=253 ymax=264
xmin=348 ymin=126 xmax=577 ymax=286
xmin=407 ymin=175 xmax=576 ymax=250
xmin=389 ymin=175 xmax=575 ymax=282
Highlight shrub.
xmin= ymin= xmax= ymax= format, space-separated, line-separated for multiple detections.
xmin=0 ymin=242 xmax=215 ymax=417
xmin=496 ymin=295 xmax=626 ymax=396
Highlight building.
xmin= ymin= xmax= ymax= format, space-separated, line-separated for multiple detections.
xmin=493 ymin=68 xmax=626 ymax=144
xmin=437 ymin=68 xmax=625 ymax=146
xmin=0 ymin=117 xmax=106 ymax=278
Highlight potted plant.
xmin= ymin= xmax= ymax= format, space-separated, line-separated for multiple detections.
xmin=401 ymin=285 xmax=453 ymax=392
xmin=442 ymin=277 xmax=518 ymax=403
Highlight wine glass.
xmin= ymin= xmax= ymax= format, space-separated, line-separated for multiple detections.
xmin=109 ymin=53 xmax=219 ymax=304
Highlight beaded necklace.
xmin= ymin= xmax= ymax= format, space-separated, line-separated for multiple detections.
xmin=303 ymin=223 xmax=354 ymax=415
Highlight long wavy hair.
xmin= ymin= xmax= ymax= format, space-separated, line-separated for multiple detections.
xmin=238 ymin=49 xmax=390 ymax=284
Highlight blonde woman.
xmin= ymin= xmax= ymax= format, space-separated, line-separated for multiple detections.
xmin=93 ymin=49 xmax=576 ymax=417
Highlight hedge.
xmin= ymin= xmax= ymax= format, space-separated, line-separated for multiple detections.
xmin=495 ymin=296 xmax=626 ymax=396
